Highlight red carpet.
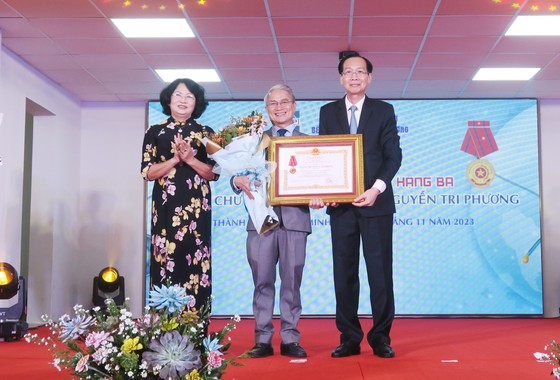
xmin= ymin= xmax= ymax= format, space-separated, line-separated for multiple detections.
xmin=1 ymin=317 xmax=558 ymax=379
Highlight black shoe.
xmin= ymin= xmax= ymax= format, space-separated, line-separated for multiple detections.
xmin=248 ymin=343 xmax=273 ymax=358
xmin=280 ymin=342 xmax=307 ymax=358
xmin=373 ymin=343 xmax=395 ymax=358
xmin=331 ymin=342 xmax=360 ymax=358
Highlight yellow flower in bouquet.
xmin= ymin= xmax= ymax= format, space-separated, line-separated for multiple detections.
xmin=210 ymin=111 xmax=267 ymax=148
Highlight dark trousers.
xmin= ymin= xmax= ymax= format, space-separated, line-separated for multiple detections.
xmin=330 ymin=207 xmax=394 ymax=347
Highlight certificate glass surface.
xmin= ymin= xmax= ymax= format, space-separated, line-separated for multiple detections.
xmin=268 ymin=134 xmax=364 ymax=205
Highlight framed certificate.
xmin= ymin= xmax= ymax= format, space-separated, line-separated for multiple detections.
xmin=268 ymin=134 xmax=364 ymax=205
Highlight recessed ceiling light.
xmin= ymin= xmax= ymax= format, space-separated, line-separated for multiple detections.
xmin=473 ymin=68 xmax=540 ymax=81
xmin=505 ymin=15 xmax=560 ymax=36
xmin=155 ymin=69 xmax=221 ymax=83
xmin=111 ymin=18 xmax=194 ymax=38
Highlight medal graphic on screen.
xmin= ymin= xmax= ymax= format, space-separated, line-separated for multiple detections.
xmin=460 ymin=120 xmax=498 ymax=188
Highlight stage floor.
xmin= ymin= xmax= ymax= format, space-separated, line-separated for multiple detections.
xmin=1 ymin=317 xmax=557 ymax=379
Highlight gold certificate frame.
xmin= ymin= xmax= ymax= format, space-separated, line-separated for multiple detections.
xmin=268 ymin=134 xmax=364 ymax=205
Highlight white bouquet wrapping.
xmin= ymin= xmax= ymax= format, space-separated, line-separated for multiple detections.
xmin=201 ymin=112 xmax=279 ymax=234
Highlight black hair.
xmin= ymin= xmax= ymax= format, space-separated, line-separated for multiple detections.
xmin=337 ymin=53 xmax=373 ymax=74
xmin=159 ymin=78 xmax=209 ymax=119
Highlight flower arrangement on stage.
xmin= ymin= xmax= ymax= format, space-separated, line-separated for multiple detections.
xmin=533 ymin=340 xmax=560 ymax=379
xmin=535 ymin=340 xmax=560 ymax=378
xmin=25 ymin=284 xmax=241 ymax=380
xmin=209 ymin=111 xmax=267 ymax=149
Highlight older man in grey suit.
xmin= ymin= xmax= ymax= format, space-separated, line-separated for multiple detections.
xmin=232 ymin=84 xmax=311 ymax=358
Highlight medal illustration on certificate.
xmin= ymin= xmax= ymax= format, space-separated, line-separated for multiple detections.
xmin=288 ymin=155 xmax=297 ymax=174
xmin=460 ymin=120 xmax=498 ymax=188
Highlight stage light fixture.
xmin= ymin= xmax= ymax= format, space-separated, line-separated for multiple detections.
xmin=92 ymin=266 xmax=125 ymax=308
xmin=0 ymin=262 xmax=28 ymax=342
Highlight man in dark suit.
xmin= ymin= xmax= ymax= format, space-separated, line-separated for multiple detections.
xmin=232 ymin=84 xmax=311 ymax=359
xmin=312 ymin=53 xmax=402 ymax=358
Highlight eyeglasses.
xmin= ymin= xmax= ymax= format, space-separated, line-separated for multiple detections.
xmin=341 ymin=69 xmax=369 ymax=78
xmin=266 ymin=99 xmax=294 ymax=108
xmin=172 ymin=92 xmax=195 ymax=101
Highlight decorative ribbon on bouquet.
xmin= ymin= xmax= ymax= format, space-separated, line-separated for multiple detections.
xmin=200 ymin=133 xmax=279 ymax=234
xmin=460 ymin=120 xmax=499 ymax=188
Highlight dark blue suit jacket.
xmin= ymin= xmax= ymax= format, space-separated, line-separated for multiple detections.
xmin=319 ymin=96 xmax=402 ymax=217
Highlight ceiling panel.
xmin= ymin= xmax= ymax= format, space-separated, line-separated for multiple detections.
xmin=204 ymin=37 xmax=277 ymax=54
xmin=92 ymin=0 xmax=188 ymax=18
xmin=126 ymin=38 xmax=206 ymax=54
xmin=2 ymin=37 xmax=66 ymax=54
xmin=268 ymin=0 xmax=350 ymax=17
xmin=142 ymin=53 xmax=214 ymax=68
xmin=437 ymin=0 xmax=518 ymax=15
xmin=273 ymin=18 xmax=348 ymax=37
xmin=0 ymin=0 xmax=558 ymax=102
xmin=52 ymin=37 xmax=136 ymax=54
xmin=212 ymin=53 xmax=279 ymax=69
xmin=29 ymin=18 xmax=117 ymax=38
xmin=0 ymin=18 xmax=44 ymax=37
xmin=415 ymin=52 xmax=487 ymax=68
xmin=5 ymin=0 xmax=100 ymax=17
xmin=429 ymin=15 xmax=512 ymax=36
xmin=422 ymin=36 xmax=498 ymax=53
xmin=355 ymin=0 xmax=440 ymax=16
xmin=190 ymin=17 xmax=271 ymax=37
xmin=184 ymin=0 xmax=268 ymax=18
xmin=353 ymin=16 xmax=431 ymax=36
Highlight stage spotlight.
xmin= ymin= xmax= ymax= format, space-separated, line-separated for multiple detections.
xmin=0 ymin=262 xmax=28 ymax=342
xmin=92 ymin=266 xmax=125 ymax=308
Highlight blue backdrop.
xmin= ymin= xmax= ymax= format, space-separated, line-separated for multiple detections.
xmin=146 ymin=98 xmax=542 ymax=316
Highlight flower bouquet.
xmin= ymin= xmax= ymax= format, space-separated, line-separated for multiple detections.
xmin=25 ymin=284 xmax=241 ymax=380
xmin=201 ymin=111 xmax=279 ymax=234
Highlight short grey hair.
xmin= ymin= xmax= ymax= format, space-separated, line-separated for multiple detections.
xmin=264 ymin=84 xmax=296 ymax=103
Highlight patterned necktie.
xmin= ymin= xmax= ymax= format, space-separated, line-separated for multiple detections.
xmin=349 ymin=105 xmax=358 ymax=134
xmin=277 ymin=129 xmax=288 ymax=136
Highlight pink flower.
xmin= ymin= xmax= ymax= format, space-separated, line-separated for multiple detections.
xmin=141 ymin=313 xmax=160 ymax=327
xmin=207 ymin=351 xmax=223 ymax=369
xmin=75 ymin=354 xmax=90 ymax=372
xmin=187 ymin=295 xmax=196 ymax=309
xmin=175 ymin=229 xmax=185 ymax=241
xmin=85 ymin=331 xmax=113 ymax=349
xmin=201 ymin=274 xmax=210 ymax=287
xmin=153 ymin=235 xmax=166 ymax=249
xmin=166 ymin=259 xmax=175 ymax=272
xmin=167 ymin=184 xmax=176 ymax=196
xmin=202 ymin=198 xmax=210 ymax=211
xmin=189 ymin=220 xmax=197 ymax=233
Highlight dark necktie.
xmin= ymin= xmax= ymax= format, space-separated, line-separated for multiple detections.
xmin=349 ymin=105 xmax=358 ymax=134
xmin=277 ymin=129 xmax=288 ymax=136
